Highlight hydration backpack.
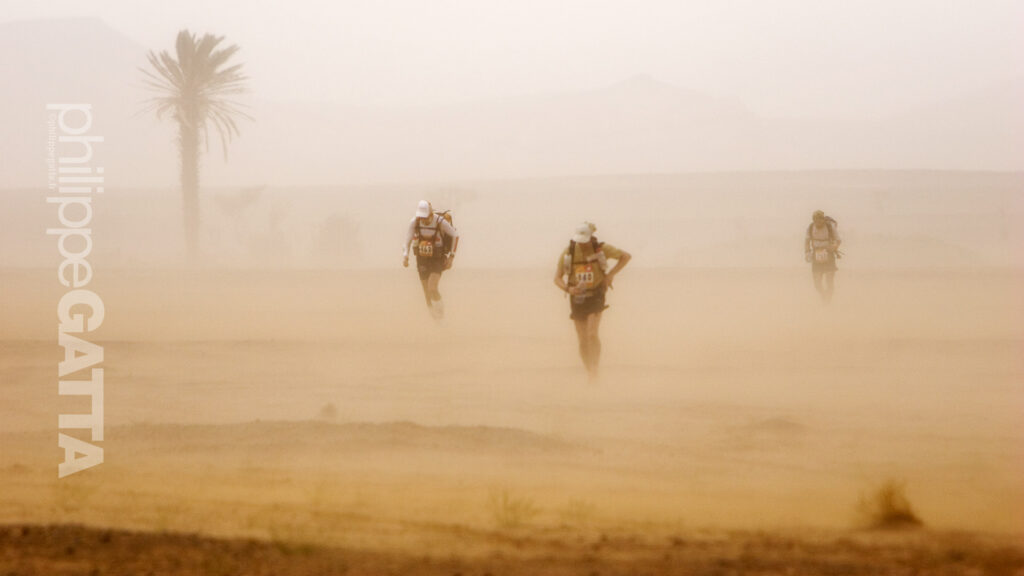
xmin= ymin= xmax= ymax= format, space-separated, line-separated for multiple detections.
xmin=415 ymin=210 xmax=455 ymax=256
xmin=807 ymin=216 xmax=838 ymax=241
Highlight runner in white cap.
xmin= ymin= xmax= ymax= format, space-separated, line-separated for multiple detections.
xmin=553 ymin=221 xmax=630 ymax=378
xmin=403 ymin=200 xmax=459 ymax=319
xmin=804 ymin=210 xmax=842 ymax=304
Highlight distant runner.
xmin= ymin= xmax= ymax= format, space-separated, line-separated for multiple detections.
xmin=554 ymin=222 xmax=631 ymax=378
xmin=403 ymin=200 xmax=459 ymax=319
xmin=804 ymin=210 xmax=842 ymax=303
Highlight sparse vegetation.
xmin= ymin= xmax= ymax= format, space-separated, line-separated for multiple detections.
xmin=488 ymin=489 xmax=539 ymax=529
xmin=857 ymin=480 xmax=923 ymax=529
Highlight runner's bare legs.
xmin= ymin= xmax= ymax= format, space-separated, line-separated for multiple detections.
xmin=427 ymin=273 xmax=441 ymax=301
xmin=823 ymin=271 xmax=835 ymax=303
xmin=418 ymin=276 xmax=432 ymax=307
xmin=424 ymin=272 xmax=443 ymax=317
xmin=813 ymin=270 xmax=835 ymax=304
xmin=573 ymin=318 xmax=588 ymax=366
xmin=587 ymin=312 xmax=602 ymax=373
xmin=573 ymin=312 xmax=602 ymax=376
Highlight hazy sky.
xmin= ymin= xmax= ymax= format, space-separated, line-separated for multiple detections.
xmin=3 ymin=0 xmax=1023 ymax=117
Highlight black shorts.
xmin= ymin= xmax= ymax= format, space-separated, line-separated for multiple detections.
xmin=569 ymin=287 xmax=608 ymax=320
xmin=416 ymin=256 xmax=445 ymax=280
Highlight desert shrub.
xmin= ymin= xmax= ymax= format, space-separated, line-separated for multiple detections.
xmin=857 ymin=480 xmax=923 ymax=529
xmin=488 ymin=489 xmax=539 ymax=529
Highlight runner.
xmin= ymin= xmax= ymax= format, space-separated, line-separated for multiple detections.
xmin=804 ymin=210 xmax=842 ymax=304
xmin=403 ymin=200 xmax=459 ymax=319
xmin=553 ymin=222 xmax=631 ymax=378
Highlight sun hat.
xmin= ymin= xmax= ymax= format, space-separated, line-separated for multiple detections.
xmin=415 ymin=200 xmax=431 ymax=218
xmin=572 ymin=222 xmax=596 ymax=243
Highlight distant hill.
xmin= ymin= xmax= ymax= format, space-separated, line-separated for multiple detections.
xmin=1 ymin=18 xmax=1022 ymax=189
xmin=0 ymin=18 xmax=177 ymax=187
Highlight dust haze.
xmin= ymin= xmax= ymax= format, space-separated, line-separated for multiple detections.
xmin=1 ymin=2 xmax=1023 ymax=574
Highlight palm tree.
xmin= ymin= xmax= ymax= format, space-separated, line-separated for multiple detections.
xmin=141 ymin=30 xmax=250 ymax=264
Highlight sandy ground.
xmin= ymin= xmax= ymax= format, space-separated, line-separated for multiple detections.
xmin=1 ymin=266 xmax=1022 ymax=573
xmin=4 ymin=523 xmax=1024 ymax=576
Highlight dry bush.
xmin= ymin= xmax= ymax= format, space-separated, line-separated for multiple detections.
xmin=857 ymin=480 xmax=923 ymax=529
xmin=488 ymin=489 xmax=539 ymax=529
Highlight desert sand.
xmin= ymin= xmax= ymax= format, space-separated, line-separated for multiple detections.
xmin=1 ymin=263 xmax=1022 ymax=574
xmin=3 ymin=3 xmax=1023 ymax=572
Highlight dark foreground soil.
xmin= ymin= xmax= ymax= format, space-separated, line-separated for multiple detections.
xmin=2 ymin=524 xmax=1023 ymax=576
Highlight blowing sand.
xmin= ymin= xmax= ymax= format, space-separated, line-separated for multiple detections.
xmin=1 ymin=266 xmax=1022 ymax=573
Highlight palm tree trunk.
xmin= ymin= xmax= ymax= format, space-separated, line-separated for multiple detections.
xmin=180 ymin=122 xmax=200 ymax=265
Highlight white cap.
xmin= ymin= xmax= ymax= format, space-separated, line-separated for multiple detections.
xmin=572 ymin=222 xmax=595 ymax=243
xmin=415 ymin=200 xmax=431 ymax=218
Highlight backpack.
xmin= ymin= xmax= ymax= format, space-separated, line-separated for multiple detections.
xmin=807 ymin=216 xmax=841 ymax=261
xmin=807 ymin=216 xmax=838 ymax=241
xmin=416 ymin=210 xmax=455 ymax=256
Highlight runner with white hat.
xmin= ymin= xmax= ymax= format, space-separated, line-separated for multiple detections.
xmin=403 ymin=200 xmax=459 ymax=319
xmin=553 ymin=221 xmax=631 ymax=378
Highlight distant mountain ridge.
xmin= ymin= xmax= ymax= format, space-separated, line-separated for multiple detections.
xmin=1 ymin=17 xmax=1021 ymax=188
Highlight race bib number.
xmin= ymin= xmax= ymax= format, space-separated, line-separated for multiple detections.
xmin=573 ymin=264 xmax=595 ymax=289
xmin=418 ymin=240 xmax=434 ymax=257
xmin=814 ymin=248 xmax=830 ymax=263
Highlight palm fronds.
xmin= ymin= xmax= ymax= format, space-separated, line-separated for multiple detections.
xmin=140 ymin=29 xmax=250 ymax=159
